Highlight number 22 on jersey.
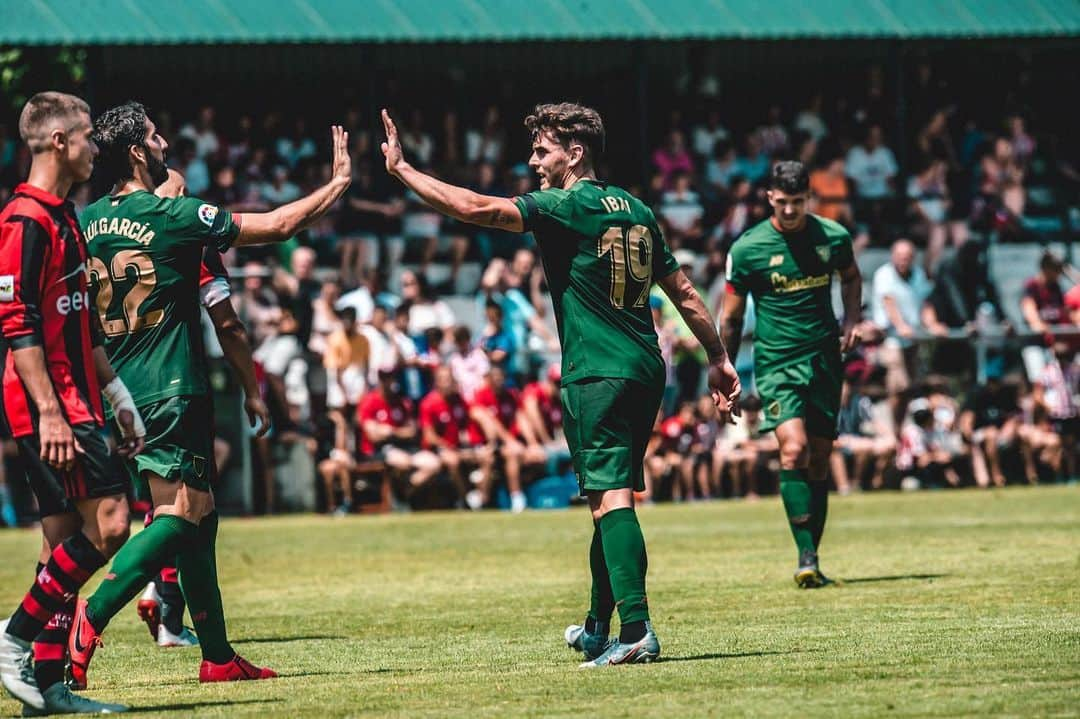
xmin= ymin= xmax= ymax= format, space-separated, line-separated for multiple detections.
xmin=88 ymin=250 xmax=164 ymax=337
xmin=598 ymin=224 xmax=653 ymax=309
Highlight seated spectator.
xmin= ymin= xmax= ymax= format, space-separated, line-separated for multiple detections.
xmin=465 ymin=105 xmax=505 ymax=165
xmin=897 ymin=406 xmax=962 ymax=488
xmin=171 ymin=136 xmax=210 ymax=196
xmin=418 ymin=367 xmax=493 ymax=508
xmin=1028 ymin=341 xmax=1077 ymax=481
xmin=872 ymin=239 xmax=932 ymax=421
xmin=831 ymin=366 xmax=896 ymax=493
xmin=1018 ymin=374 xmax=1064 ymax=485
xmin=1020 ymin=252 xmax=1067 ymax=337
xmin=795 ymin=94 xmax=828 ymax=141
xmin=907 ymin=156 xmax=950 ymax=273
xmin=275 ymin=117 xmax=316 ymax=168
xmin=517 ymin=364 xmax=565 ymax=453
xmin=261 ymin=165 xmax=301 ymax=206
xmin=713 ymin=394 xmax=775 ymax=500
xmin=468 ymin=365 xmax=542 ymax=513
xmin=309 ymin=279 xmax=343 ymax=357
xmin=178 ymin=105 xmax=220 ymax=159
xmin=658 ymin=172 xmax=705 ymax=250
xmin=402 ymin=109 xmax=436 ymax=167
xmin=448 ymin=325 xmax=490 ymax=401
xmin=652 ymin=129 xmax=694 ymax=190
xmin=337 ymin=160 xmax=404 ymax=287
xmin=705 ymin=140 xmax=739 ymax=193
xmin=755 ymin=105 xmax=789 ymax=156
xmin=1066 ymin=281 xmax=1080 ymax=326
xmin=400 ymin=270 xmax=455 ymax=342
xmin=480 ymin=300 xmax=514 ymax=369
xmin=735 ymin=133 xmax=770 ymax=185
xmin=809 ymin=156 xmax=854 ymax=226
xmin=975 ymin=137 xmax=1026 ymax=236
xmin=234 ymin=263 xmax=281 ymax=346
xmin=692 ymin=108 xmax=729 ymax=160
xmin=1007 ymin=114 xmax=1036 ymax=168
xmin=690 ymin=395 xmax=721 ymax=499
xmin=647 ymin=402 xmax=700 ymax=502
xmin=960 ymin=372 xmax=1022 ymax=488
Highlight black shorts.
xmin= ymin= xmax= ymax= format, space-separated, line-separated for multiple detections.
xmin=15 ymin=422 xmax=127 ymax=519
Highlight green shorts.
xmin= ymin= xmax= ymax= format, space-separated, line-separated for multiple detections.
xmin=561 ymin=376 xmax=663 ymax=495
xmin=755 ymin=349 xmax=842 ymax=439
xmin=118 ymin=394 xmax=215 ymax=499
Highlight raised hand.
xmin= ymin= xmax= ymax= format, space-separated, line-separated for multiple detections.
xmin=380 ymin=109 xmax=405 ymax=176
xmin=330 ymin=125 xmax=351 ymax=185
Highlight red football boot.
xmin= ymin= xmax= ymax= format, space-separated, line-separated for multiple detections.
xmin=136 ymin=582 xmax=162 ymax=640
xmin=67 ymin=598 xmax=103 ymax=690
xmin=199 ymin=655 xmax=278 ymax=683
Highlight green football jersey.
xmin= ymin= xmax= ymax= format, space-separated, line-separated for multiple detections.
xmin=513 ymin=179 xmax=679 ymax=386
xmin=81 ymin=191 xmax=239 ymax=410
xmin=725 ymin=214 xmax=853 ymax=370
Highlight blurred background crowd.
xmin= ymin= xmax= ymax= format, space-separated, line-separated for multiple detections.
xmin=1 ymin=53 xmax=1079 ymax=522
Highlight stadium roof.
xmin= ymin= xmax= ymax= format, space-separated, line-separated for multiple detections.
xmin=5 ymin=0 xmax=1080 ymax=45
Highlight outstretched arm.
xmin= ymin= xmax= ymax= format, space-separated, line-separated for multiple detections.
xmin=234 ymin=125 xmax=351 ymax=246
xmin=657 ymin=269 xmax=740 ymax=422
xmin=381 ymin=109 xmax=524 ymax=232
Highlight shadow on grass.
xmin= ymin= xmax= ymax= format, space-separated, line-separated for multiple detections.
xmin=840 ymin=573 xmax=948 ymax=584
xmin=234 ymin=634 xmax=342 ymax=644
xmin=274 ymin=668 xmax=392 ymax=678
xmin=662 ymin=649 xmax=809 ymax=664
xmin=130 ymin=698 xmax=277 ymax=713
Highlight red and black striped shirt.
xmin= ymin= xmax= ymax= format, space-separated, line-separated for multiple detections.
xmin=0 ymin=183 xmax=104 ymax=437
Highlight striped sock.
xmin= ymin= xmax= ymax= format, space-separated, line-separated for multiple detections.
xmin=32 ymin=562 xmax=74 ymax=692
xmin=6 ymin=533 xmax=105 ymax=643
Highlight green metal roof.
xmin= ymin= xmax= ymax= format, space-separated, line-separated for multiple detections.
xmin=4 ymin=0 xmax=1080 ymax=44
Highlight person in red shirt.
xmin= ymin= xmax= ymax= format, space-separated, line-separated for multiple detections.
xmin=1020 ymin=252 xmax=1068 ymax=337
xmin=356 ymin=364 xmax=440 ymax=491
xmin=518 ymin=363 xmax=564 ymax=448
xmin=646 ymin=403 xmax=698 ymax=501
xmin=469 ymin=365 xmax=545 ymax=513
xmin=418 ymin=365 xmax=492 ymax=508
xmin=0 ymin=92 xmax=144 ymax=715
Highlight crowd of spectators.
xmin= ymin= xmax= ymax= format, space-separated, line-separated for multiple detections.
xmin=1 ymin=65 xmax=1079 ymax=520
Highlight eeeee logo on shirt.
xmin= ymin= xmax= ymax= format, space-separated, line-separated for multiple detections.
xmin=198 ymin=204 xmax=219 ymax=227
xmin=0 ymin=274 xmax=13 ymax=302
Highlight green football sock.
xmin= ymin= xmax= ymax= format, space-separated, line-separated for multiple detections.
xmin=177 ymin=511 xmax=234 ymax=664
xmin=86 ymin=514 xmax=197 ymax=631
xmin=599 ymin=508 xmax=649 ymax=627
xmin=809 ymin=480 xmax=829 ymax=550
xmin=779 ymin=469 xmax=815 ymax=557
xmin=588 ymin=522 xmax=614 ymax=628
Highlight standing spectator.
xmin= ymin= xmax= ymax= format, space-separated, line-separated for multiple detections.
xmin=658 ymin=172 xmax=705 ymax=250
xmin=907 ymin=157 xmax=950 ymax=273
xmin=810 ymin=156 xmax=854 ymax=226
xmin=652 ymin=130 xmax=694 ymax=190
xmin=274 ymin=245 xmax=321 ymax=347
xmin=276 ymin=117 xmax=317 ymax=168
xmin=308 ymin=279 xmax=343 ymax=357
xmin=1020 ymin=252 xmax=1067 ymax=337
xmin=480 ymin=300 xmax=514 ymax=369
xmin=234 ymin=263 xmax=281 ymax=346
xmin=338 ymin=161 xmax=404 ymax=286
xmin=1031 ymin=341 xmax=1080 ymax=481
xmin=170 ymin=136 xmax=210 ymax=196
xmin=976 ymin=137 xmax=1026 ymax=231
xmin=1007 ymin=115 xmax=1036 ymax=168
xmin=846 ymin=124 xmax=898 ymax=238
xmin=324 ymin=306 xmax=371 ymax=460
xmin=178 ymin=105 xmax=220 ymax=159
xmin=872 ymin=239 xmax=932 ymax=416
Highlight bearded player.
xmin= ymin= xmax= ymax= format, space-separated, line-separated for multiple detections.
xmin=125 ymin=168 xmax=272 ymax=652
xmin=721 ymin=161 xmax=863 ymax=588
xmin=0 ymin=92 xmax=143 ymax=715
xmin=380 ymin=104 xmax=739 ymax=666
xmin=66 ymin=101 xmax=350 ymax=690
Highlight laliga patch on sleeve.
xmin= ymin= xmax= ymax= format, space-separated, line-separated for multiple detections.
xmin=0 ymin=275 xmax=14 ymax=302
xmin=197 ymin=204 xmax=219 ymax=227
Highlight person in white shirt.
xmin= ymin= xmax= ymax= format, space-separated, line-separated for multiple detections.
xmin=872 ymin=239 xmax=932 ymax=420
xmin=846 ymin=125 xmax=898 ymax=200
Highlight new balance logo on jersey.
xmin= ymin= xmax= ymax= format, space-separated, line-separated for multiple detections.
xmin=769 ymin=254 xmax=784 ymax=267
xmin=56 ymin=290 xmax=90 ymax=315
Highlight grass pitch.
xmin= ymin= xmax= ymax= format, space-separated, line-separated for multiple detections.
xmin=1 ymin=486 xmax=1078 ymax=718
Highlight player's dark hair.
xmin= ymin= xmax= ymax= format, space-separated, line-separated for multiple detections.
xmin=769 ymin=161 xmax=810 ymax=194
xmin=741 ymin=395 xmax=763 ymax=412
xmin=93 ymin=101 xmax=150 ymax=185
xmin=524 ymin=103 xmax=605 ymax=165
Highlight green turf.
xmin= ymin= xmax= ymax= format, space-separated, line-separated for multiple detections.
xmin=1 ymin=486 xmax=1078 ymax=718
